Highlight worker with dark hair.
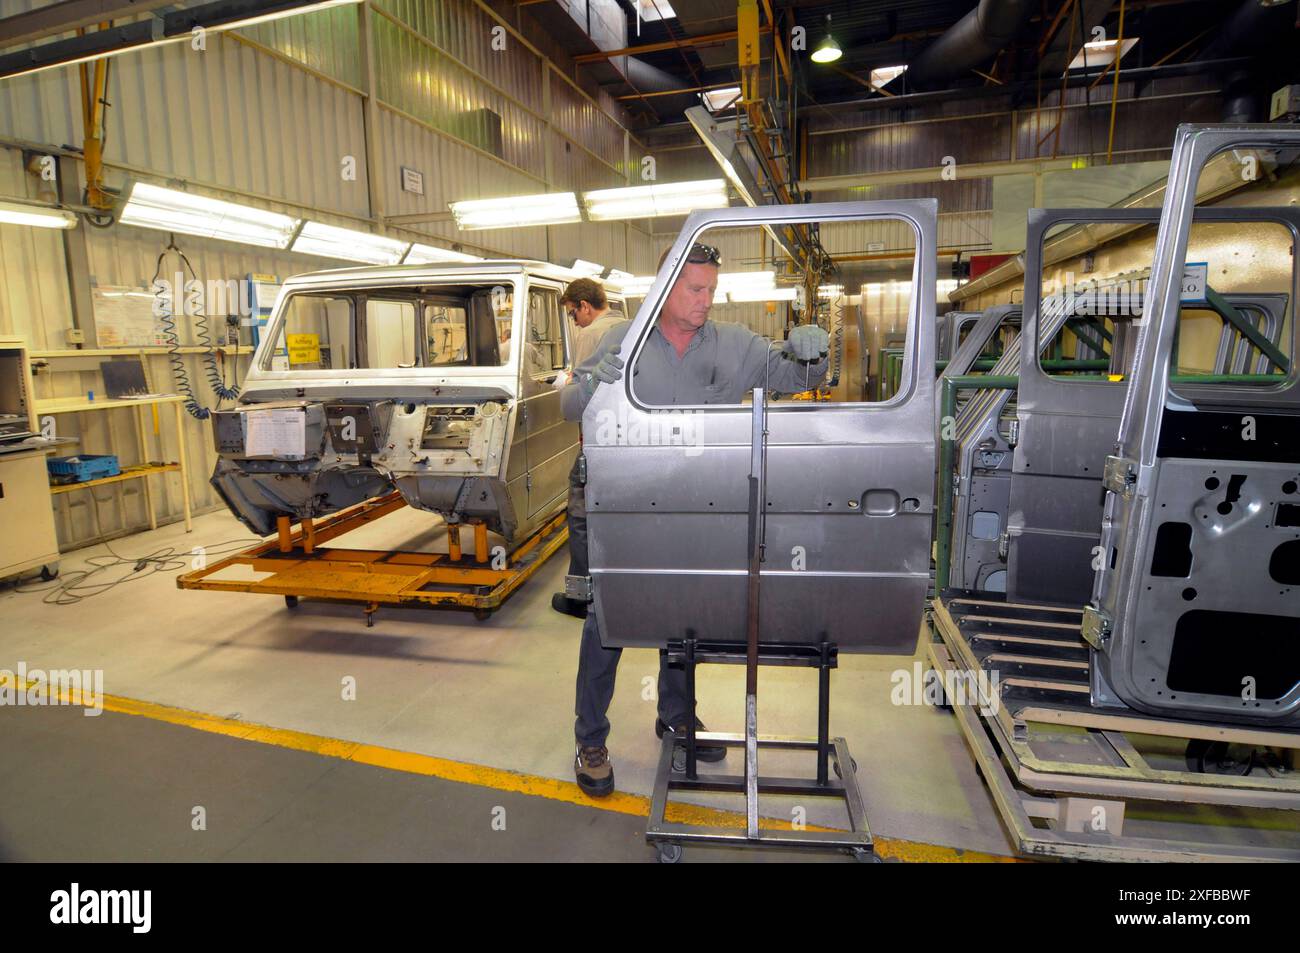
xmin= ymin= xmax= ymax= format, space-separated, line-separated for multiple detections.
xmin=552 ymin=277 xmax=623 ymax=619
xmin=560 ymin=242 xmax=830 ymax=797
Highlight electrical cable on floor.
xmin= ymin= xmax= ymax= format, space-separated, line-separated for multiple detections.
xmin=5 ymin=492 xmax=259 ymax=606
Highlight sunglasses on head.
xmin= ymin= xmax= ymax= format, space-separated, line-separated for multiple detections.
xmin=685 ymin=242 xmax=722 ymax=266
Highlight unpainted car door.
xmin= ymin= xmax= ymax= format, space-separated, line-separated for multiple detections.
xmin=1089 ymin=124 xmax=1300 ymax=726
xmin=583 ymin=200 xmax=939 ymax=651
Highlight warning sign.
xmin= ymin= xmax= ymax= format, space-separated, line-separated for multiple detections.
xmin=286 ymin=333 xmax=321 ymax=366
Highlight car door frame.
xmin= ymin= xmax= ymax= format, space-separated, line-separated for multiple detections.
xmin=583 ymin=199 xmax=938 ymax=652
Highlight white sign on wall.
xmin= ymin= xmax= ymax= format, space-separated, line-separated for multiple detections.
xmin=1180 ymin=262 xmax=1208 ymax=304
xmin=400 ymin=166 xmax=424 ymax=195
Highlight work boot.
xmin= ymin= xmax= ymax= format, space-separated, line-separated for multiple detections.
xmin=656 ymin=717 xmax=727 ymax=763
xmin=575 ymin=744 xmax=614 ymax=797
xmin=551 ymin=592 xmax=588 ymax=619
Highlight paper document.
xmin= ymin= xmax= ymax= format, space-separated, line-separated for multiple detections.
xmin=244 ymin=408 xmax=306 ymax=457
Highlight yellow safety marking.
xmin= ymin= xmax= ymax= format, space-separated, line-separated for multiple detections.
xmin=0 ymin=674 xmax=1016 ymax=862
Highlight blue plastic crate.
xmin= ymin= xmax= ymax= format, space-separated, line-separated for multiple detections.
xmin=47 ymin=454 xmax=121 ymax=483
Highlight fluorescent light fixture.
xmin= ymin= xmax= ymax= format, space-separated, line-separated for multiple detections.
xmin=0 ymin=2 xmax=361 ymax=80
xmin=570 ymin=259 xmax=604 ymax=277
xmin=0 ymin=198 xmax=77 ymax=229
xmin=717 ymin=271 xmax=776 ymax=290
xmin=450 ymin=192 xmax=581 ymax=230
xmin=701 ymin=86 xmax=742 ymax=112
xmin=405 ymin=243 xmax=483 ymax=264
xmin=725 ymin=287 xmax=797 ymax=303
xmin=619 ymin=275 xmax=656 ymax=295
xmin=119 ymin=182 xmax=299 ymax=248
xmin=870 ymin=65 xmax=907 ymax=88
xmin=1067 ymin=37 xmax=1138 ymax=71
xmin=292 ymin=221 xmax=409 ymax=264
xmin=583 ymin=179 xmax=728 ymax=221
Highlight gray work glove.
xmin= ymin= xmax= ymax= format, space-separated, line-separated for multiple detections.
xmin=582 ymin=345 xmax=624 ymax=395
xmin=786 ymin=324 xmax=829 ymax=362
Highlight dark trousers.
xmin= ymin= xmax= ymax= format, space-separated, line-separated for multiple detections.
xmin=574 ymin=611 xmax=691 ymax=748
xmin=566 ymin=454 xmax=587 ymax=578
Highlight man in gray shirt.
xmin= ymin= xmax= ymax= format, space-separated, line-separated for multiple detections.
xmin=562 ymin=241 xmax=829 ymax=797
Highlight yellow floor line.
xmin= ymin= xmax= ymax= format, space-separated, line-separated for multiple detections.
xmin=1 ymin=674 xmax=1016 ymax=862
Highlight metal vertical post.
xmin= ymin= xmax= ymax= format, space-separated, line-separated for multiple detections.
xmin=745 ymin=388 xmax=766 ymax=840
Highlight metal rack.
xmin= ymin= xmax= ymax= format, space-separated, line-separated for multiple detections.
xmin=645 ymin=638 xmax=874 ymax=862
xmin=929 ymin=590 xmax=1300 ymax=861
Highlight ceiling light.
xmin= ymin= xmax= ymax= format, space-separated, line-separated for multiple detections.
xmin=583 ymin=179 xmax=728 ymax=221
xmin=725 ymin=287 xmax=797 ymax=303
xmin=450 ymin=192 xmax=582 ymax=230
xmin=0 ymin=2 xmax=361 ymax=80
xmin=717 ymin=271 xmax=776 ymax=290
xmin=811 ymin=15 xmax=842 ymax=64
xmin=0 ymin=198 xmax=77 ymax=229
xmin=1067 ymin=37 xmax=1138 ymax=71
xmin=292 ymin=221 xmax=409 ymax=264
xmin=404 ymin=243 xmax=483 ymax=264
xmin=618 ymin=275 xmax=656 ymax=295
xmin=119 ymin=182 xmax=299 ymax=247
xmin=701 ymin=86 xmax=743 ymax=112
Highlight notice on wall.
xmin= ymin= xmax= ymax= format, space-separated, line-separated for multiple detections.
xmin=286 ymin=333 xmax=321 ymax=366
xmin=93 ymin=288 xmax=168 ymax=347
xmin=244 ymin=408 xmax=306 ymax=457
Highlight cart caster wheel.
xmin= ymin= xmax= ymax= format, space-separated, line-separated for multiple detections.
xmin=40 ymin=564 xmax=59 ymax=581
xmin=473 ymin=609 xmax=492 ymax=621
xmin=656 ymin=843 xmax=682 ymax=864
xmin=851 ymin=848 xmax=881 ymax=863
xmin=833 ymin=757 xmax=858 ymax=779
xmin=671 ymin=747 xmax=687 ymax=773
xmin=284 ymin=595 xmax=299 ymax=609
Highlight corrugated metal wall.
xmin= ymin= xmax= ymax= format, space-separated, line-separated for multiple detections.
xmin=0 ymin=1 xmax=652 ymax=552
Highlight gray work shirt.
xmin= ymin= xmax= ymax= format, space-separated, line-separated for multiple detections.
xmin=561 ymin=319 xmax=828 ymax=420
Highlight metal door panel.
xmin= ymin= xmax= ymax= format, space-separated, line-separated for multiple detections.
xmin=585 ymin=200 xmax=938 ymax=652
xmin=1090 ymin=124 xmax=1300 ymax=727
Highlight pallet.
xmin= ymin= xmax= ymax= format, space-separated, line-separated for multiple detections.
xmin=177 ymin=492 xmax=568 ymax=624
xmin=929 ymin=590 xmax=1300 ymax=862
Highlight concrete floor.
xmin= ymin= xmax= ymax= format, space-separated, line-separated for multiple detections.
xmin=0 ymin=506 xmax=1016 ymax=862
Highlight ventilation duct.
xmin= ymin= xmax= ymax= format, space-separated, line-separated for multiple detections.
xmin=901 ymin=0 xmax=1032 ymax=91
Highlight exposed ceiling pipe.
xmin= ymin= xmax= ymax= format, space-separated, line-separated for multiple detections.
xmin=900 ymin=0 xmax=1034 ymax=91
xmin=1198 ymin=0 xmax=1296 ymax=62
xmin=1196 ymin=0 xmax=1297 ymax=122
